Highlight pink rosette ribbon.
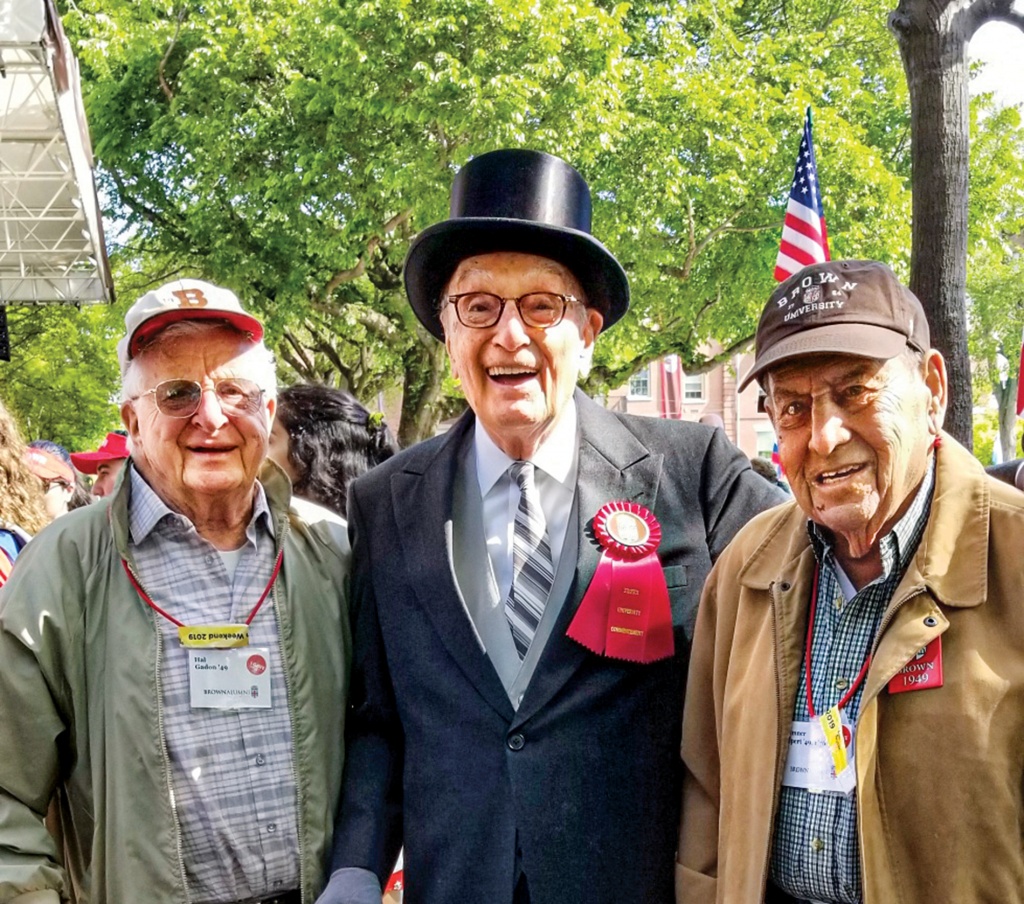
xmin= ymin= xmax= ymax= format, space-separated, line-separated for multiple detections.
xmin=566 ymin=501 xmax=674 ymax=663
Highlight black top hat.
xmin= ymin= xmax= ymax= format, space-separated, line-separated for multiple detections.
xmin=404 ymin=149 xmax=630 ymax=340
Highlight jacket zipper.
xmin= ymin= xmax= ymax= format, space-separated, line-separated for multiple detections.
xmin=273 ymin=517 xmax=306 ymax=904
xmin=132 ymin=553 xmax=192 ymax=904
xmin=759 ymin=579 xmax=787 ymax=900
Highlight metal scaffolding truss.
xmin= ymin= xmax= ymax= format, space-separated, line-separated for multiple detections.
xmin=0 ymin=0 xmax=112 ymax=305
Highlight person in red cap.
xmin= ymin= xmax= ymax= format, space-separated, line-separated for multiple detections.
xmin=71 ymin=431 xmax=130 ymax=498
xmin=679 ymin=260 xmax=1024 ymax=903
xmin=0 ymin=278 xmax=351 ymax=904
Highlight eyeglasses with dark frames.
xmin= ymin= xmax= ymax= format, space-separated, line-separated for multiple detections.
xmin=133 ymin=379 xmax=265 ymax=419
xmin=445 ymin=292 xmax=580 ymax=330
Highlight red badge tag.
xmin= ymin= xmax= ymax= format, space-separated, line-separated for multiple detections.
xmin=888 ymin=636 xmax=943 ymax=695
xmin=566 ymin=502 xmax=674 ymax=663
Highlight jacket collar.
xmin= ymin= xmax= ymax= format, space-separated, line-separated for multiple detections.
xmin=108 ymin=456 xmax=295 ymax=561
xmin=388 ymin=390 xmax=663 ymax=725
xmin=740 ymin=432 xmax=988 ymax=609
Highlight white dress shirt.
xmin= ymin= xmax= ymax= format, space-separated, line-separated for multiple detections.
xmin=474 ymin=401 xmax=579 ymax=599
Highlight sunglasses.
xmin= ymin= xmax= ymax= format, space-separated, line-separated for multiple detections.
xmin=135 ymin=379 xmax=265 ymax=419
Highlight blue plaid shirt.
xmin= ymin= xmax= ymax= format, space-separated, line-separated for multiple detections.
xmin=128 ymin=468 xmax=299 ymax=903
xmin=770 ymin=459 xmax=934 ymax=903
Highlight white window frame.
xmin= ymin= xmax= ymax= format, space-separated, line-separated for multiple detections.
xmin=628 ymin=366 xmax=652 ymax=400
xmin=682 ymin=372 xmax=705 ymax=401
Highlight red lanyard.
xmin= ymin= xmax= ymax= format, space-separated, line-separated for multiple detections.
xmin=122 ymin=549 xmax=284 ymax=629
xmin=804 ymin=565 xmax=872 ymax=719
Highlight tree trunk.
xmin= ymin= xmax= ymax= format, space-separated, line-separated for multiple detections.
xmin=397 ymin=335 xmax=449 ymax=447
xmin=996 ymin=375 xmax=1019 ymax=460
xmin=889 ymin=0 xmax=973 ymax=448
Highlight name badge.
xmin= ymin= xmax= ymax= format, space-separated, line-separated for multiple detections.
xmin=888 ymin=636 xmax=943 ymax=695
xmin=780 ymin=719 xmax=856 ymax=795
xmin=188 ymin=647 xmax=271 ymax=709
xmin=178 ymin=624 xmax=249 ymax=648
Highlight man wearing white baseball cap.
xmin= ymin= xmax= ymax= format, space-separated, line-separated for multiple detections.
xmin=0 ymin=279 xmax=351 ymax=904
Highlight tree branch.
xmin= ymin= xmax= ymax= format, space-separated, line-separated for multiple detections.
xmin=109 ymin=171 xmax=190 ymax=244
xmin=322 ymin=209 xmax=414 ymax=299
xmin=282 ymin=330 xmax=315 ymax=374
xmin=158 ymin=6 xmax=187 ymax=102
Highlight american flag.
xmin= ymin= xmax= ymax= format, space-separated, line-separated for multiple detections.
xmin=771 ymin=441 xmax=784 ymax=479
xmin=774 ymin=107 xmax=830 ymax=282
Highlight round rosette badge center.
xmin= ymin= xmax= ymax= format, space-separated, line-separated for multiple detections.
xmin=596 ymin=504 xmax=660 ymax=557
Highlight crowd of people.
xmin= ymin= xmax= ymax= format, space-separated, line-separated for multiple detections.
xmin=0 ymin=147 xmax=1021 ymax=904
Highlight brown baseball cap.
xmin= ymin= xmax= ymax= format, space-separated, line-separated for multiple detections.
xmin=739 ymin=259 xmax=930 ymax=390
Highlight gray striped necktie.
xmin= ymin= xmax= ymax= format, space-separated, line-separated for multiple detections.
xmin=506 ymin=461 xmax=555 ymax=660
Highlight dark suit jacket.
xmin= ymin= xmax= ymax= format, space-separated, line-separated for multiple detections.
xmin=330 ymin=390 xmax=784 ymax=904
xmin=987 ymin=458 xmax=1024 ymax=491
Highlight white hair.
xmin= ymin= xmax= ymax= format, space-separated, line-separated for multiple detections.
xmin=120 ymin=321 xmax=278 ymax=404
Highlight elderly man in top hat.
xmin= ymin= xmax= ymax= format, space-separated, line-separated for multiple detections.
xmin=316 ymin=149 xmax=784 ymax=904
xmin=678 ymin=260 xmax=1024 ymax=903
xmin=72 ymin=431 xmax=130 ymax=498
xmin=0 ymin=280 xmax=351 ymax=903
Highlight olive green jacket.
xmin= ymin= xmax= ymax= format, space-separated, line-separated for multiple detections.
xmin=0 ymin=462 xmax=351 ymax=904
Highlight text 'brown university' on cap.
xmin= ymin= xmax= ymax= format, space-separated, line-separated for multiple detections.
xmin=739 ymin=259 xmax=931 ymax=391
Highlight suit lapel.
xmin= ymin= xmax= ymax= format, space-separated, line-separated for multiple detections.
xmin=392 ymin=411 xmax=515 ymax=721
xmin=516 ymin=392 xmax=663 ymax=724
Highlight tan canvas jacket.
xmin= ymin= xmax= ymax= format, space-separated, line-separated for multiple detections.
xmin=678 ymin=434 xmax=1024 ymax=903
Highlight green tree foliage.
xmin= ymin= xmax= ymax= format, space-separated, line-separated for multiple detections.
xmin=888 ymin=0 xmax=1024 ymax=449
xmin=965 ymin=97 xmax=1024 ymax=462
xmin=61 ymin=0 xmax=914 ymax=443
xmin=0 ymin=303 xmax=123 ymax=450
xmin=587 ymin=0 xmax=913 ymax=390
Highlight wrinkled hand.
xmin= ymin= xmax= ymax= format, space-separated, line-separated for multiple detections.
xmin=314 ymin=867 xmax=382 ymax=904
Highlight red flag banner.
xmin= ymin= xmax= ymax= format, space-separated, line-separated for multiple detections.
xmin=774 ymin=107 xmax=830 ymax=282
xmin=659 ymin=355 xmax=682 ymax=419
xmin=1017 ymin=326 xmax=1024 ymax=417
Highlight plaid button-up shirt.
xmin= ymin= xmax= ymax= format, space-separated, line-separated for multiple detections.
xmin=770 ymin=459 xmax=934 ymax=903
xmin=128 ymin=469 xmax=299 ymax=903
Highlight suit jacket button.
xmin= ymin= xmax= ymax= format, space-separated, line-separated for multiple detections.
xmin=507 ymin=733 xmax=525 ymax=751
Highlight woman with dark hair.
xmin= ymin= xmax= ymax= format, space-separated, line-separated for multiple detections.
xmin=269 ymin=384 xmax=399 ymax=517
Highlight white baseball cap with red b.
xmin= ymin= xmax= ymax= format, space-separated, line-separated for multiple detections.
xmin=117 ymin=278 xmax=264 ymax=363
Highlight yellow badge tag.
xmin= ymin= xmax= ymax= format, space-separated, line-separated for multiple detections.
xmin=819 ymin=705 xmax=848 ymax=776
xmin=178 ymin=624 xmax=250 ymax=648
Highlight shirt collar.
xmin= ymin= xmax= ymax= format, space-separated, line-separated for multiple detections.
xmin=128 ymin=464 xmax=272 ymax=545
xmin=808 ymin=454 xmax=936 ymax=579
xmin=475 ymin=399 xmax=578 ymax=497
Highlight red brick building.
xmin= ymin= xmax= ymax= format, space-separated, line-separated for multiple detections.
xmin=604 ymin=353 xmax=777 ymax=461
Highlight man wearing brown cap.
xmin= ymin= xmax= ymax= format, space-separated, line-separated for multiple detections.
xmin=677 ymin=260 xmax=1024 ymax=903
xmin=71 ymin=431 xmax=130 ymax=498
xmin=0 ymin=280 xmax=350 ymax=903
xmin=317 ymin=149 xmax=783 ymax=904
